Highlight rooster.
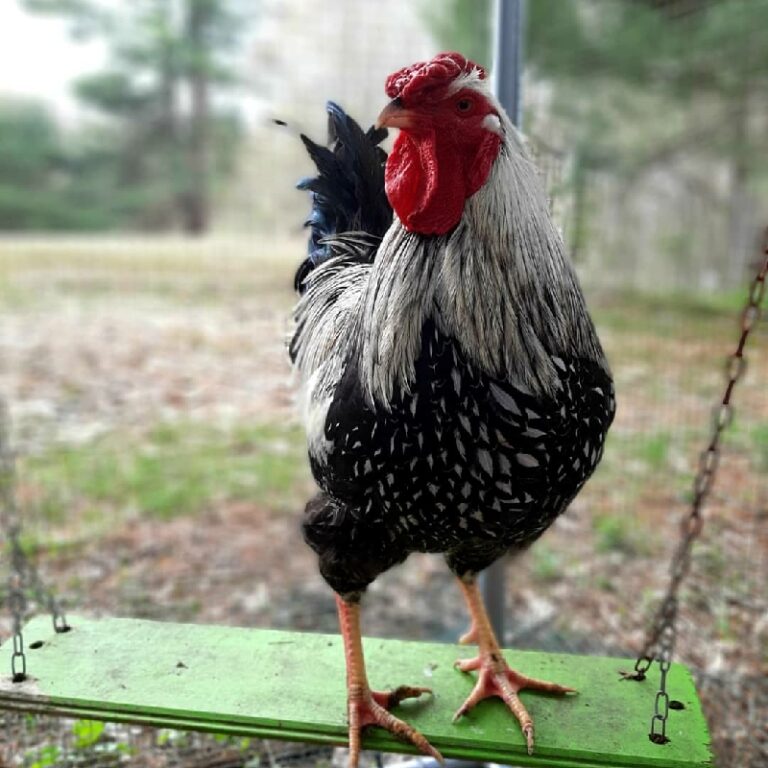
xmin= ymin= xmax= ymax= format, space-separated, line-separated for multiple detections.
xmin=290 ymin=53 xmax=615 ymax=766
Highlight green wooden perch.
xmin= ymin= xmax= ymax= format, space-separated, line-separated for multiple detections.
xmin=0 ymin=616 xmax=712 ymax=768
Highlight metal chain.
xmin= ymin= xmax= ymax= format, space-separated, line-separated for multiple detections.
xmin=1 ymin=401 xmax=30 ymax=682
xmin=623 ymin=230 xmax=768 ymax=747
xmin=1 ymin=401 xmax=70 ymax=684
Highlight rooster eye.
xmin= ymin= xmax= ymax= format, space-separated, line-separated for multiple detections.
xmin=455 ymin=98 xmax=474 ymax=114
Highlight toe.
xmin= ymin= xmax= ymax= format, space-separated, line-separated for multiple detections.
xmin=509 ymin=670 xmax=576 ymax=695
xmin=373 ymin=685 xmax=432 ymax=708
xmin=454 ymin=656 xmax=481 ymax=673
xmin=452 ymin=678 xmax=488 ymax=721
xmin=375 ymin=703 xmax=443 ymax=762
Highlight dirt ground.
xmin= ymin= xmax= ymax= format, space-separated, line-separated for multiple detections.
xmin=0 ymin=239 xmax=766 ymax=766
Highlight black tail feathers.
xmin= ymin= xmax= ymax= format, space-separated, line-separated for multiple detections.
xmin=294 ymin=102 xmax=392 ymax=293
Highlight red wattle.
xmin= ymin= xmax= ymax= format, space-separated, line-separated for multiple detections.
xmin=385 ymin=131 xmax=502 ymax=236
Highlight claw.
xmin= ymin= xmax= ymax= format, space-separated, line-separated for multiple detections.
xmin=454 ymin=656 xmax=481 ymax=673
xmin=523 ymin=724 xmax=534 ymax=755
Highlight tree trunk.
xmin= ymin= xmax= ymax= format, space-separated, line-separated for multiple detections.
xmin=158 ymin=0 xmax=180 ymax=230
xmin=726 ymin=84 xmax=757 ymax=288
xmin=181 ymin=0 xmax=211 ymax=235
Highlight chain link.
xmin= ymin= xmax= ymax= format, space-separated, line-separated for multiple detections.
xmin=1 ymin=400 xmax=70 ymax=684
xmin=623 ymin=232 xmax=768 ymax=746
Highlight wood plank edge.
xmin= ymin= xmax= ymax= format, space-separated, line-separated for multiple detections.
xmin=0 ymin=697 xmax=713 ymax=768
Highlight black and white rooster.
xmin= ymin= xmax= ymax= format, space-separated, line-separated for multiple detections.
xmin=290 ymin=53 xmax=615 ymax=766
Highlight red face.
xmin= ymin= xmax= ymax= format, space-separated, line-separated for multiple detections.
xmin=378 ymin=54 xmax=503 ymax=236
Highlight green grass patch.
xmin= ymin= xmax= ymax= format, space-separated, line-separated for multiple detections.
xmin=530 ymin=543 xmax=564 ymax=584
xmin=21 ymin=421 xmax=312 ymax=530
xmin=590 ymin=288 xmax=752 ymax=338
xmin=633 ymin=432 xmax=672 ymax=473
xmin=71 ymin=719 xmax=105 ymax=750
xmin=24 ymin=744 xmax=62 ymax=768
xmin=586 ymin=427 xmax=696 ymax=511
xmin=592 ymin=513 xmax=649 ymax=556
xmin=749 ymin=423 xmax=768 ymax=472
xmin=1 ymin=239 xmax=756 ymax=323
xmin=0 ymin=236 xmax=300 ymax=307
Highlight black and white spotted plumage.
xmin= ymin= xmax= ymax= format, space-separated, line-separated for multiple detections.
xmin=292 ymin=100 xmax=615 ymax=599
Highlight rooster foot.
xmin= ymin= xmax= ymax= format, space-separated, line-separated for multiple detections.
xmin=347 ymin=685 xmax=443 ymax=768
xmin=452 ymin=653 xmax=575 ymax=755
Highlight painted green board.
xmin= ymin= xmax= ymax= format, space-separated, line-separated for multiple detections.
xmin=0 ymin=616 xmax=712 ymax=767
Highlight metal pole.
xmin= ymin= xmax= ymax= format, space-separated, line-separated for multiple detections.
xmin=493 ymin=0 xmax=525 ymax=126
xmin=481 ymin=0 xmax=526 ymax=644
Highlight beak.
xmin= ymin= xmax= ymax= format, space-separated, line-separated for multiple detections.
xmin=375 ymin=99 xmax=417 ymax=130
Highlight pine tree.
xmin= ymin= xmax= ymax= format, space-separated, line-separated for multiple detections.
xmin=24 ymin=0 xmax=250 ymax=234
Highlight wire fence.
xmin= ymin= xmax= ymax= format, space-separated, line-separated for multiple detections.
xmin=1 ymin=3 xmax=767 ymax=766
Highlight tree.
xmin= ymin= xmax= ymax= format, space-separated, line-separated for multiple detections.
xmin=524 ymin=0 xmax=768 ymax=279
xmin=420 ymin=0 xmax=494 ymax=70
xmin=23 ymin=0 xmax=250 ymax=234
xmin=0 ymin=98 xmax=126 ymax=230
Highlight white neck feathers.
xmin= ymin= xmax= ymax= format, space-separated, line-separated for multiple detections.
xmin=357 ymin=113 xmax=606 ymax=407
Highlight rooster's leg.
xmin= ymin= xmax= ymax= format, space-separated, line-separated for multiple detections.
xmin=453 ymin=576 xmax=575 ymax=755
xmin=336 ymin=595 xmax=443 ymax=768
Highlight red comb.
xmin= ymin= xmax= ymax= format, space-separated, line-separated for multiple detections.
xmin=385 ymin=52 xmax=485 ymax=102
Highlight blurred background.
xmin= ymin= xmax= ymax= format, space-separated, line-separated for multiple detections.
xmin=0 ymin=0 xmax=766 ymax=766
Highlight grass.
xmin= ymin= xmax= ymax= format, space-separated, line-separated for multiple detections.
xmin=589 ymin=288 xmax=756 ymax=338
xmin=587 ymin=428 xmax=694 ymax=508
xmin=530 ymin=544 xmax=564 ymax=584
xmin=749 ymin=423 xmax=768 ymax=472
xmin=633 ymin=432 xmax=672 ymax=473
xmin=1 ymin=235 xmax=760 ymax=324
xmin=592 ymin=513 xmax=649 ymax=556
xmin=20 ymin=421 xmax=312 ymax=535
xmin=0 ymin=235 xmax=300 ymax=307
